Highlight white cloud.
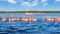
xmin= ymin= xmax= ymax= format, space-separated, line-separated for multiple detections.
xmin=7 ymin=0 xmax=17 ymax=3
xmin=41 ymin=0 xmax=48 ymax=7
xmin=21 ymin=0 xmax=39 ymax=7
xmin=32 ymin=3 xmax=38 ymax=6
xmin=21 ymin=2 xmax=31 ymax=6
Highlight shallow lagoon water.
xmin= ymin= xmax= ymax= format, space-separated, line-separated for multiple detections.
xmin=0 ymin=13 xmax=60 ymax=34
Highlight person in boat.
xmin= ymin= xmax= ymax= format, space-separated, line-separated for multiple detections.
xmin=2 ymin=17 xmax=6 ymax=23
xmin=55 ymin=16 xmax=60 ymax=22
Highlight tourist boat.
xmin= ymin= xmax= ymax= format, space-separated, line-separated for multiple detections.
xmin=2 ymin=17 xmax=6 ymax=23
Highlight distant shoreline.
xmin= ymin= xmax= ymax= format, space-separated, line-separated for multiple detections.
xmin=0 ymin=11 xmax=60 ymax=14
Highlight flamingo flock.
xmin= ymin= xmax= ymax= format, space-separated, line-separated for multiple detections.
xmin=1 ymin=16 xmax=60 ymax=23
xmin=1 ymin=16 xmax=37 ymax=23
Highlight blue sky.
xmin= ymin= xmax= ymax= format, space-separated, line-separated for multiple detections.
xmin=0 ymin=0 xmax=60 ymax=11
